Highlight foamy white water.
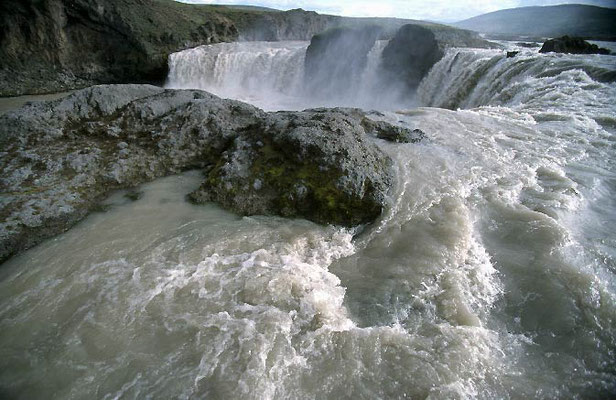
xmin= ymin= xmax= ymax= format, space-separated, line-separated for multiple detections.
xmin=1 ymin=42 xmax=616 ymax=398
xmin=166 ymin=40 xmax=408 ymax=110
xmin=167 ymin=41 xmax=308 ymax=110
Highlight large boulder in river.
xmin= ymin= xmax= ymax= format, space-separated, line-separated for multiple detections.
xmin=379 ymin=24 xmax=495 ymax=95
xmin=380 ymin=24 xmax=445 ymax=93
xmin=189 ymin=109 xmax=392 ymax=226
xmin=0 ymin=85 xmax=414 ymax=263
xmin=539 ymin=36 xmax=611 ymax=54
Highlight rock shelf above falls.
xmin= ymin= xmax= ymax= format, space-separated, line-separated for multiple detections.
xmin=0 ymin=84 xmax=423 ymax=263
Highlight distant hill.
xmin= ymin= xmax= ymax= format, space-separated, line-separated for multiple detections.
xmin=190 ymin=3 xmax=281 ymax=12
xmin=453 ymin=4 xmax=616 ymax=40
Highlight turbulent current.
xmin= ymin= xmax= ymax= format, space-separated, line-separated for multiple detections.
xmin=2 ymin=42 xmax=616 ymax=399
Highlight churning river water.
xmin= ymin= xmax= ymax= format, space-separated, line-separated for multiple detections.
xmin=1 ymin=41 xmax=615 ymax=399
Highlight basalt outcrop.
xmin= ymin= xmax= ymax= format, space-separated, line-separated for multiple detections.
xmin=380 ymin=24 xmax=494 ymax=94
xmin=0 ymin=85 xmax=420 ymax=263
xmin=381 ymin=25 xmax=444 ymax=93
xmin=539 ymin=36 xmax=611 ymax=55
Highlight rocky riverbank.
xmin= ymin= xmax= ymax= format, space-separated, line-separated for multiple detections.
xmin=0 ymin=84 xmax=421 ymax=263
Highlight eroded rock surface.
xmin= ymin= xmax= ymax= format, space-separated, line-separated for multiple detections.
xmin=0 ymin=85 xmax=420 ymax=262
xmin=190 ymin=109 xmax=392 ymax=226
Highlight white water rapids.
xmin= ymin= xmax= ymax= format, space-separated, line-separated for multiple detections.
xmin=1 ymin=42 xmax=616 ymax=398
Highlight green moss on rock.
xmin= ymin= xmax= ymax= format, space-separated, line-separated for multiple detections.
xmin=194 ymin=112 xmax=393 ymax=227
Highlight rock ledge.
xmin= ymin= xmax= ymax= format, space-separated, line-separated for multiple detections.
xmin=0 ymin=85 xmax=420 ymax=262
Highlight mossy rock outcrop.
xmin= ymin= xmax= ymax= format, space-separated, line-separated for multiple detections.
xmin=0 ymin=85 xmax=420 ymax=263
xmin=190 ymin=109 xmax=392 ymax=226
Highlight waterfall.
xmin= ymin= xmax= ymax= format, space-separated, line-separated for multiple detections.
xmin=418 ymin=48 xmax=616 ymax=111
xmin=5 ymin=37 xmax=616 ymax=400
xmin=167 ymin=41 xmax=616 ymax=113
xmin=355 ymin=40 xmax=393 ymax=108
xmin=166 ymin=40 xmax=400 ymax=110
xmin=167 ymin=41 xmax=308 ymax=109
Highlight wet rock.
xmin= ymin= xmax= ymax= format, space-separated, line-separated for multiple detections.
xmin=190 ymin=109 xmax=392 ymax=226
xmin=0 ymin=85 xmax=408 ymax=262
xmin=539 ymin=36 xmax=611 ymax=55
xmin=507 ymin=51 xmax=519 ymax=58
xmin=380 ymin=24 xmax=495 ymax=95
xmin=124 ymin=190 xmax=143 ymax=202
xmin=381 ymin=24 xmax=445 ymax=93
xmin=361 ymin=118 xmax=425 ymax=143
xmin=380 ymin=23 xmax=498 ymax=97
xmin=517 ymin=42 xmax=541 ymax=48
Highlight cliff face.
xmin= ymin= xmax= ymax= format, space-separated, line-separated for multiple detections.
xmin=380 ymin=24 xmax=495 ymax=93
xmin=381 ymin=25 xmax=445 ymax=93
xmin=236 ymin=8 xmax=341 ymax=41
xmin=0 ymin=0 xmax=239 ymax=96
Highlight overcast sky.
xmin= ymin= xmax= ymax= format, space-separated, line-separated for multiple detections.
xmin=179 ymin=0 xmax=616 ymax=22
